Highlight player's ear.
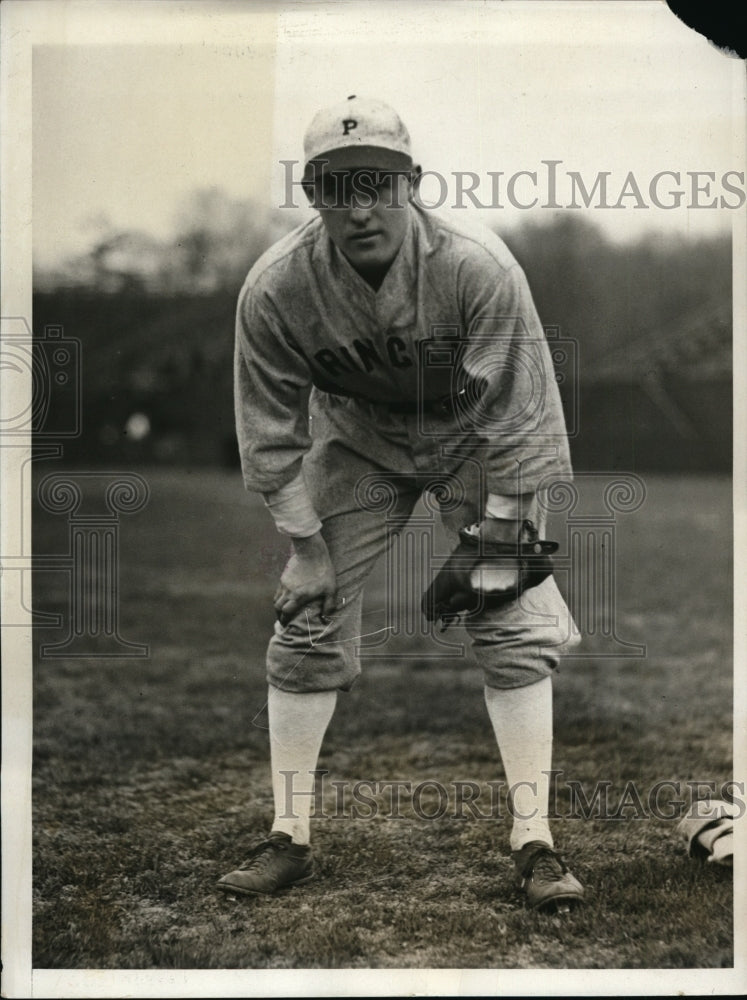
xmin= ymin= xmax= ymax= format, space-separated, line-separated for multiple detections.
xmin=409 ymin=164 xmax=423 ymax=201
xmin=302 ymin=181 xmax=316 ymax=207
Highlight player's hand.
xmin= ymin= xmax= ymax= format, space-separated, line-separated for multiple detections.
xmin=421 ymin=518 xmax=557 ymax=630
xmin=274 ymin=531 xmax=337 ymax=627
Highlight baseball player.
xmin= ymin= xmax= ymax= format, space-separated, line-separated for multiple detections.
xmin=217 ymin=96 xmax=585 ymax=911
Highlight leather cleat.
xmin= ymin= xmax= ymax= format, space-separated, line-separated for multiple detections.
xmin=512 ymin=840 xmax=585 ymax=912
xmin=217 ymin=832 xmax=314 ymax=896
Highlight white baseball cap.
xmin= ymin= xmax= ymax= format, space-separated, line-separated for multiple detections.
xmin=303 ymin=95 xmax=413 ymax=182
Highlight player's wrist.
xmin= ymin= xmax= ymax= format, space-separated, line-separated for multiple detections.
xmin=290 ymin=530 xmax=328 ymax=557
xmin=484 ymin=491 xmax=535 ymax=522
xmin=263 ymin=473 xmax=322 ymax=537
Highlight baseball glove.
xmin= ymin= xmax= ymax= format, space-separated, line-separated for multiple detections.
xmin=676 ymin=799 xmax=736 ymax=866
xmin=421 ymin=518 xmax=559 ymax=631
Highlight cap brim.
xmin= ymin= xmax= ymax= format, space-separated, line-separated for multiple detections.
xmin=303 ymin=145 xmax=413 ymax=183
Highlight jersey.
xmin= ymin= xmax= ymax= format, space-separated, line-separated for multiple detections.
xmin=234 ymin=202 xmax=572 ymax=502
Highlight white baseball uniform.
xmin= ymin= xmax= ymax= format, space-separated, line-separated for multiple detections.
xmin=234 ymin=201 xmax=579 ymax=692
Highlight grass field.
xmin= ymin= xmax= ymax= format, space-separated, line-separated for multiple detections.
xmin=31 ymin=467 xmax=734 ymax=970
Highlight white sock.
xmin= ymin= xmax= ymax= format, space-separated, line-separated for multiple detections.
xmin=268 ymin=687 xmax=337 ymax=845
xmin=484 ymin=679 xmax=554 ymax=852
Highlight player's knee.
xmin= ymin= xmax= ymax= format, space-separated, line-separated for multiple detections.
xmin=480 ymin=650 xmax=557 ymax=689
xmin=266 ymin=622 xmax=361 ymax=693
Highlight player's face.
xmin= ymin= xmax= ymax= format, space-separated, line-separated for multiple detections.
xmin=311 ymin=170 xmax=413 ymax=277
